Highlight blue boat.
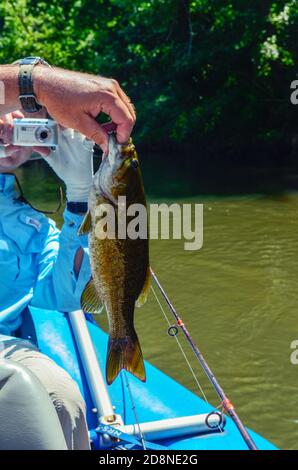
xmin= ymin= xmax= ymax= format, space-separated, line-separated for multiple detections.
xmin=6 ymin=305 xmax=277 ymax=451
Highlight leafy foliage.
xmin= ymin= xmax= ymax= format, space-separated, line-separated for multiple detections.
xmin=0 ymin=0 xmax=297 ymax=156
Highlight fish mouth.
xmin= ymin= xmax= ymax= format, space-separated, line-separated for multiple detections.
xmin=93 ymin=133 xmax=128 ymax=205
xmin=94 ymin=147 xmax=118 ymax=205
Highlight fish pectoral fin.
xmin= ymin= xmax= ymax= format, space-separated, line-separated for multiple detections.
xmin=135 ymin=266 xmax=151 ymax=308
xmin=106 ymin=332 xmax=146 ymax=385
xmin=80 ymin=277 xmax=103 ymax=314
xmin=78 ymin=210 xmax=92 ymax=236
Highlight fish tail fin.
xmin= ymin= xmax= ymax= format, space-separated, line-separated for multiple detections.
xmin=106 ymin=331 xmax=146 ymax=385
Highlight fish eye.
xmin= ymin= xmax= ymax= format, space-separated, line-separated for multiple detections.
xmin=130 ymin=159 xmax=139 ymax=169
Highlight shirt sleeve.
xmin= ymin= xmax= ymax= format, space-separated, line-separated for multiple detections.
xmin=31 ymin=208 xmax=91 ymax=312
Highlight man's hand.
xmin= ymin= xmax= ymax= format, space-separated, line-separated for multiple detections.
xmin=33 ymin=67 xmax=136 ymax=153
xmin=0 ymin=110 xmax=23 ymax=143
xmin=0 ymin=65 xmax=136 ymax=153
xmin=0 ymin=111 xmax=93 ymax=201
xmin=0 ymin=111 xmax=33 ymax=169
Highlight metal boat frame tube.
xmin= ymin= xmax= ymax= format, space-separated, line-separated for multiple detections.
xmin=124 ymin=412 xmax=226 ymax=441
xmin=68 ymin=310 xmax=122 ymax=426
xmin=68 ymin=311 xmax=225 ymax=448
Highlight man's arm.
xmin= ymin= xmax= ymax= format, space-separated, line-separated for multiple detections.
xmin=31 ymin=210 xmax=91 ymax=312
xmin=31 ymin=128 xmax=94 ymax=311
xmin=0 ymin=65 xmax=20 ymax=114
xmin=0 ymin=118 xmax=94 ymax=313
xmin=0 ymin=63 xmax=136 ymax=150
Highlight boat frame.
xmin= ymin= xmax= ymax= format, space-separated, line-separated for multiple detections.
xmin=16 ymin=306 xmax=277 ymax=450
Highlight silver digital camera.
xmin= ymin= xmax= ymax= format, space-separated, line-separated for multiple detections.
xmin=13 ymin=118 xmax=58 ymax=149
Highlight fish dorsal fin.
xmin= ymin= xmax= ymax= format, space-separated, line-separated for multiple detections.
xmin=135 ymin=267 xmax=151 ymax=308
xmin=78 ymin=210 xmax=92 ymax=236
xmin=81 ymin=277 xmax=103 ymax=314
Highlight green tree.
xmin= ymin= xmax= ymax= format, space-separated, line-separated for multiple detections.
xmin=0 ymin=0 xmax=297 ymax=157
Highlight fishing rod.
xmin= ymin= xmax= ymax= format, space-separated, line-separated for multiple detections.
xmin=150 ymin=267 xmax=258 ymax=451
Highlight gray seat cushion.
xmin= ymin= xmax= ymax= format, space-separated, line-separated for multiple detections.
xmin=0 ymin=359 xmax=67 ymax=450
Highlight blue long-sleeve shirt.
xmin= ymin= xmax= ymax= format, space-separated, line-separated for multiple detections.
xmin=0 ymin=173 xmax=91 ymax=338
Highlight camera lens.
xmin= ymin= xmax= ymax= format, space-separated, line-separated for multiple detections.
xmin=35 ymin=126 xmax=51 ymax=143
xmin=40 ymin=130 xmax=48 ymax=140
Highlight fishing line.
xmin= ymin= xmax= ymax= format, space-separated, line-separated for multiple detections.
xmin=150 ymin=284 xmax=209 ymax=403
xmin=150 ymin=268 xmax=258 ymax=450
xmin=123 ymin=371 xmax=147 ymax=450
xmin=151 ymin=284 xmax=227 ymax=440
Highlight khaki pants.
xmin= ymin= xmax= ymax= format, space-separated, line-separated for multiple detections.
xmin=0 ymin=339 xmax=90 ymax=450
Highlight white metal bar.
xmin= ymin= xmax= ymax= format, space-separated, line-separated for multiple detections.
xmin=123 ymin=413 xmax=225 ymax=441
xmin=68 ymin=311 xmax=224 ymax=445
xmin=68 ymin=310 xmax=116 ymax=422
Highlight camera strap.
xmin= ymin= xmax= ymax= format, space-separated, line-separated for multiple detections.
xmin=14 ymin=174 xmax=64 ymax=215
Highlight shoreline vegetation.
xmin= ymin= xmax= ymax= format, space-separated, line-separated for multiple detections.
xmin=0 ymin=0 xmax=297 ymax=165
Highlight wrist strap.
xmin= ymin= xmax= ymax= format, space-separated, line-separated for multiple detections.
xmin=67 ymin=202 xmax=88 ymax=214
xmin=14 ymin=57 xmax=50 ymax=113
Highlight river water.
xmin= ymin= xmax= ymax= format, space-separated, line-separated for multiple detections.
xmin=16 ymin=156 xmax=298 ymax=450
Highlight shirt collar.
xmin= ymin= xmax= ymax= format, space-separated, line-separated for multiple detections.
xmin=0 ymin=173 xmax=18 ymax=198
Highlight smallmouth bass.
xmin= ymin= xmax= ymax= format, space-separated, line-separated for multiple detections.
xmin=79 ymin=134 xmax=150 ymax=385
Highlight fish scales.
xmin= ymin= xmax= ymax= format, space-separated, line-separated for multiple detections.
xmin=79 ymin=134 xmax=150 ymax=385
